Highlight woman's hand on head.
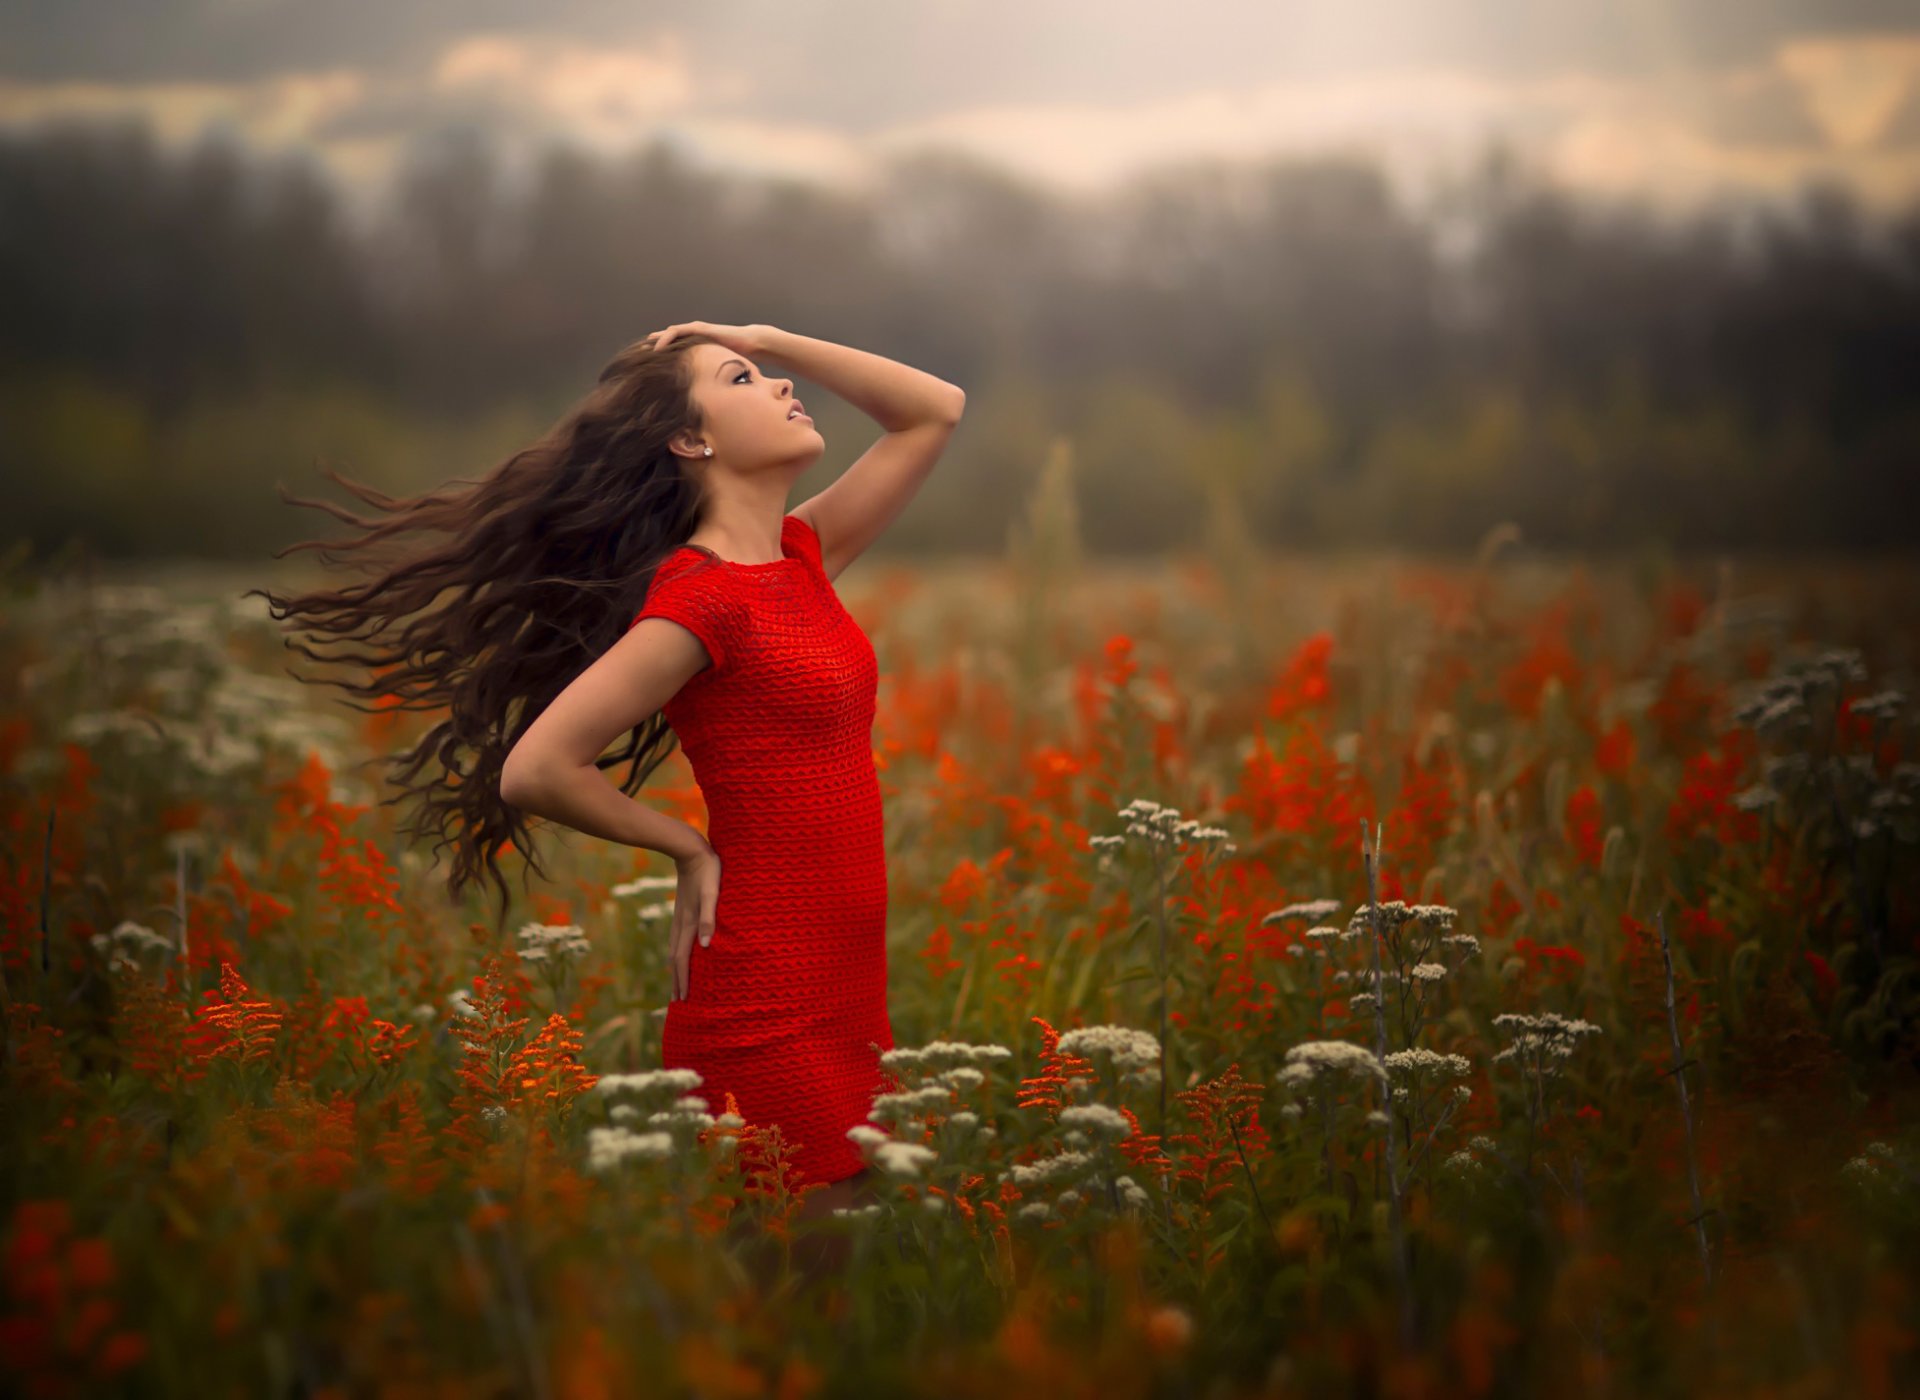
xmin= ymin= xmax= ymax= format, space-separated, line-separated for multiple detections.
xmin=669 ymin=840 xmax=722 ymax=1002
xmin=643 ymin=321 xmax=772 ymax=357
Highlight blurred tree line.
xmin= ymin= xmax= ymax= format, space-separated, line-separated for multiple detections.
xmin=2 ymin=118 xmax=1916 ymax=560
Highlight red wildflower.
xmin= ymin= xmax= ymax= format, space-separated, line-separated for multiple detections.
xmin=1564 ymin=786 xmax=1604 ymax=868
xmin=1016 ymin=1016 xmax=1097 ymax=1118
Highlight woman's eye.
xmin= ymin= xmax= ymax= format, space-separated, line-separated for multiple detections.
xmin=734 ymin=369 xmax=753 ymax=383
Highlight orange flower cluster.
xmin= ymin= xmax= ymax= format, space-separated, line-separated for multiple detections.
xmin=191 ymin=963 xmax=285 ymax=1064
xmin=273 ymin=752 xmax=405 ymax=936
xmin=1168 ymin=1063 xmax=1270 ymax=1215
xmin=503 ymin=1013 xmax=598 ymax=1116
xmin=726 ymin=1102 xmax=821 ymax=1241
xmin=1015 ymin=1015 xmax=1096 ymax=1117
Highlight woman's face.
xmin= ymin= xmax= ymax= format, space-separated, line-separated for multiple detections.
xmin=681 ymin=342 xmax=823 ymax=470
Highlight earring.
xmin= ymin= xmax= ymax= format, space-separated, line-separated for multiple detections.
xmin=704 ymin=447 xmax=713 ymax=456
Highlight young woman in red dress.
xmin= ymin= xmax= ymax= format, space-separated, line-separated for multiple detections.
xmin=505 ymin=322 xmax=964 ymax=1226
xmin=258 ymin=321 xmax=963 ymax=1238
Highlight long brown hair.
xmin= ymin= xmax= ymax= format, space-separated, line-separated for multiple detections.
xmin=248 ymin=333 xmax=728 ymax=927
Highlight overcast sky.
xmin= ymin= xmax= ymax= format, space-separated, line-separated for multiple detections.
xmin=3 ymin=1 xmax=1916 ymax=221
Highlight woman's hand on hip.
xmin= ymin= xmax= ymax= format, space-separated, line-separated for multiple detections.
xmin=669 ymin=841 xmax=721 ymax=1002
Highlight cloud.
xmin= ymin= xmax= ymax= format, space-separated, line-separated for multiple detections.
xmin=1774 ymin=31 xmax=1920 ymax=149
xmin=0 ymin=24 xmax=1914 ymax=222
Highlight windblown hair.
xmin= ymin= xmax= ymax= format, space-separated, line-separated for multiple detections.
xmin=248 ymin=333 xmax=729 ymax=927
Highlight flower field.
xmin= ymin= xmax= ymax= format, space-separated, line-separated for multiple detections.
xmin=2 ymin=549 xmax=1917 ymax=1399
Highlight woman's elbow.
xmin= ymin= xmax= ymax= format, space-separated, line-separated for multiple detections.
xmin=499 ymin=751 xmax=549 ymax=811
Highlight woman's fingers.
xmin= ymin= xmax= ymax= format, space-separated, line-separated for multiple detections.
xmin=669 ymin=889 xmax=689 ymax=1001
xmin=646 ymin=321 xmax=703 ymax=352
xmin=698 ymin=863 xmax=719 ymax=947
xmin=672 ymin=885 xmax=697 ymax=1001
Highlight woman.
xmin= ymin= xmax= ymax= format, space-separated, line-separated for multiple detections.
xmin=257 ymin=321 xmax=964 ymax=1233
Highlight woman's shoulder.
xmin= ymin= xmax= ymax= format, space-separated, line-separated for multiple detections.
xmin=782 ymin=511 xmax=824 ymax=571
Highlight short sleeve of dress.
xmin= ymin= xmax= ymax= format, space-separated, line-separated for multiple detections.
xmin=628 ymin=556 xmax=736 ymax=673
xmin=783 ymin=512 xmax=824 ymax=572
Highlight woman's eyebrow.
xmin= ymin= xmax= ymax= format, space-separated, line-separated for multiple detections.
xmin=716 ymin=358 xmax=750 ymax=379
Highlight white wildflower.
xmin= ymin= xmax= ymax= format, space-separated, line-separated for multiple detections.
xmin=883 ymin=1040 xmax=1013 ymax=1073
xmin=1055 ymin=1025 xmax=1160 ymax=1072
xmin=1010 ymin=1149 xmax=1096 ymax=1188
xmin=1261 ymin=898 xmax=1342 ymax=926
xmin=1278 ymin=1039 xmax=1387 ymax=1086
xmin=516 ymin=922 xmax=590 ymax=964
xmin=873 ymin=1141 xmax=937 ymax=1179
xmin=1491 ymin=1012 xmax=1604 ymax=1070
xmin=595 ymin=1068 xmax=703 ymax=1099
xmin=870 ymin=1085 xmax=954 ymax=1120
xmin=1059 ymin=1105 xmax=1132 ymax=1142
xmin=586 ymin=1126 xmax=675 ymax=1173
xmin=1383 ymin=1048 xmax=1472 ymax=1080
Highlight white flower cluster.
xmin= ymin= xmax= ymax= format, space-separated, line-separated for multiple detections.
xmin=516 ymin=922 xmax=590 ymax=964
xmin=645 ymin=1094 xmax=716 ymax=1134
xmin=1490 ymin=1012 xmax=1604 ymax=1071
xmin=1276 ymin=1039 xmax=1387 ymax=1088
xmin=586 ymin=1127 xmax=675 ymax=1172
xmin=845 ymin=1126 xmax=939 ymax=1180
xmin=879 ymin=1040 xmax=1014 ymax=1074
xmin=1261 ymin=898 xmax=1343 ymax=927
xmin=1348 ymin=901 xmax=1459 ymax=931
xmin=1839 ymin=1141 xmax=1908 ymax=1192
xmin=1383 ymin=1048 xmax=1472 ymax=1079
xmin=870 ymin=1084 xmax=956 ymax=1122
xmin=1055 ymin=1025 xmax=1161 ymax=1074
xmin=1088 ymin=797 xmax=1237 ymax=855
xmin=90 ymin=919 xmax=175 ymax=974
xmin=1059 ymin=1104 xmax=1133 ymax=1143
xmin=609 ymin=875 xmax=677 ymax=923
xmin=1848 ymin=691 xmax=1904 ymax=725
xmin=595 ymin=1068 xmax=703 ymax=1099
xmin=1300 ymin=925 xmax=1346 ymax=948
xmin=29 ymin=588 xmax=363 ymax=783
xmin=1010 ymin=1148 xmax=1096 ymax=1188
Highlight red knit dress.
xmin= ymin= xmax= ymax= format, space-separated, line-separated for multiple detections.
xmin=627 ymin=511 xmax=897 ymax=1186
